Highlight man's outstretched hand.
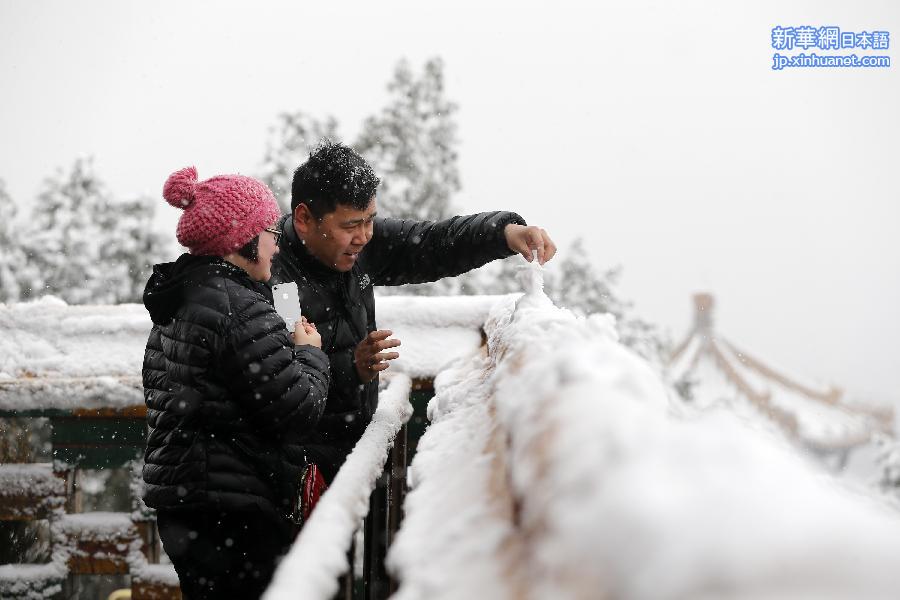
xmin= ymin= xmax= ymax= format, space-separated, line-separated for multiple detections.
xmin=354 ymin=329 xmax=401 ymax=383
xmin=504 ymin=224 xmax=557 ymax=265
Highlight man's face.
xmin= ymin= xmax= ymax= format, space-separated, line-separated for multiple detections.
xmin=293 ymin=198 xmax=377 ymax=272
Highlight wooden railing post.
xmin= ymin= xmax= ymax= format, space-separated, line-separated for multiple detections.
xmin=361 ymin=422 xmax=408 ymax=600
xmin=363 ymin=468 xmax=389 ymax=600
xmin=386 ymin=424 xmax=407 ymax=595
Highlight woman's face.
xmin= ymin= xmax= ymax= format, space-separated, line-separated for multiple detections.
xmin=245 ymin=227 xmax=280 ymax=282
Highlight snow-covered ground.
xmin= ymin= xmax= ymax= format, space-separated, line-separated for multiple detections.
xmin=388 ymin=272 xmax=900 ymax=600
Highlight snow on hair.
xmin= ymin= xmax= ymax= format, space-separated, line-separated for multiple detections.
xmin=162 ymin=166 xmax=198 ymax=209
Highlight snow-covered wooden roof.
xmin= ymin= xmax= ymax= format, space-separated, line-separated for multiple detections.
xmin=0 ymin=294 xmax=502 ymax=412
xmin=667 ymin=293 xmax=892 ymax=452
xmin=0 ymin=297 xmax=148 ymax=411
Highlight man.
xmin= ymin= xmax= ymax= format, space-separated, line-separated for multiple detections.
xmin=269 ymin=141 xmax=555 ymax=481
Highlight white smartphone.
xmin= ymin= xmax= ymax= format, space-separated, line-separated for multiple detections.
xmin=272 ymin=282 xmax=302 ymax=332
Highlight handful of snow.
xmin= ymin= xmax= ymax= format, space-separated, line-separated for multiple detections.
xmin=523 ymin=248 xmax=544 ymax=295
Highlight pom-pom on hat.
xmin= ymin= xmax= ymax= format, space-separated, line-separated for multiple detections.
xmin=162 ymin=166 xmax=281 ymax=256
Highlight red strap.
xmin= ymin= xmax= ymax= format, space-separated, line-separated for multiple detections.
xmin=302 ymin=463 xmax=328 ymax=522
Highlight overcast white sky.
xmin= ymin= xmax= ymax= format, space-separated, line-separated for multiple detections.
xmin=1 ymin=0 xmax=898 ymax=405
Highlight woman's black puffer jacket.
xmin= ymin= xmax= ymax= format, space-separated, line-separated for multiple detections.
xmin=141 ymin=253 xmax=329 ymax=522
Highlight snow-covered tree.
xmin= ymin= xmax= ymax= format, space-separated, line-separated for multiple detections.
xmin=19 ymin=158 xmax=170 ymax=304
xmin=19 ymin=158 xmax=107 ymax=303
xmin=260 ymin=58 xmax=457 ymax=222
xmin=0 ymin=179 xmax=24 ymax=303
xmin=360 ymin=57 xmax=465 ymax=297
xmin=356 ymin=57 xmax=460 ymax=221
xmin=259 ymin=112 xmax=340 ymax=213
xmin=98 ymin=195 xmax=172 ymax=303
xmin=547 ymin=238 xmax=627 ymax=318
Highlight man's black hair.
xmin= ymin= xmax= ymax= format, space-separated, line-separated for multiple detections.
xmin=237 ymin=235 xmax=259 ymax=263
xmin=290 ymin=140 xmax=380 ymax=219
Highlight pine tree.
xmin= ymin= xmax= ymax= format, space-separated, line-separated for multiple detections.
xmin=19 ymin=158 xmax=108 ymax=303
xmin=20 ymin=158 xmax=170 ymax=304
xmin=0 ymin=179 xmax=24 ymax=303
xmin=355 ymin=57 xmax=460 ymax=221
xmin=98 ymin=195 xmax=172 ymax=303
xmin=259 ymin=58 xmax=460 ymax=295
xmin=259 ymin=112 xmax=340 ymax=214
xmin=361 ymin=58 xmax=464 ymax=297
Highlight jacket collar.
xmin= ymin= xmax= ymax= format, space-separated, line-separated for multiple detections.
xmin=143 ymin=254 xmax=264 ymax=325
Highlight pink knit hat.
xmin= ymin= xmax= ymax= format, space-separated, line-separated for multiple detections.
xmin=162 ymin=166 xmax=281 ymax=256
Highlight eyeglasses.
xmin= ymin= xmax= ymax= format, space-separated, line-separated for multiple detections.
xmin=264 ymin=227 xmax=283 ymax=246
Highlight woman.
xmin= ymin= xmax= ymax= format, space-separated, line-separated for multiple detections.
xmin=141 ymin=166 xmax=329 ymax=599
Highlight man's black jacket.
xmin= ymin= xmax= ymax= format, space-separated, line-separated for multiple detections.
xmin=268 ymin=211 xmax=526 ymax=480
xmin=141 ymin=254 xmax=330 ymax=522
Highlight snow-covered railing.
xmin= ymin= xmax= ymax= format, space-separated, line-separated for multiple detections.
xmin=0 ymin=562 xmax=66 ymax=599
xmin=388 ymin=279 xmax=900 ymax=599
xmin=0 ymin=463 xmax=66 ymax=520
xmin=264 ymin=373 xmax=413 ymax=600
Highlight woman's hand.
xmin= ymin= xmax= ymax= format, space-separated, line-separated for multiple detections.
xmin=293 ymin=317 xmax=322 ymax=349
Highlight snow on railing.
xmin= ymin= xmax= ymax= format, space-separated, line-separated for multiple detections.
xmin=0 ymin=463 xmax=66 ymax=500
xmin=263 ymin=373 xmax=413 ymax=600
xmin=388 ymin=276 xmax=900 ymax=599
xmin=0 ymin=507 xmax=178 ymax=597
xmin=0 ymin=562 xmax=66 ymax=599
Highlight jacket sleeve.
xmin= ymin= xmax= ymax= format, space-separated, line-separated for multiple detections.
xmin=364 ymin=211 xmax=527 ymax=286
xmin=219 ymin=291 xmax=330 ymax=435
